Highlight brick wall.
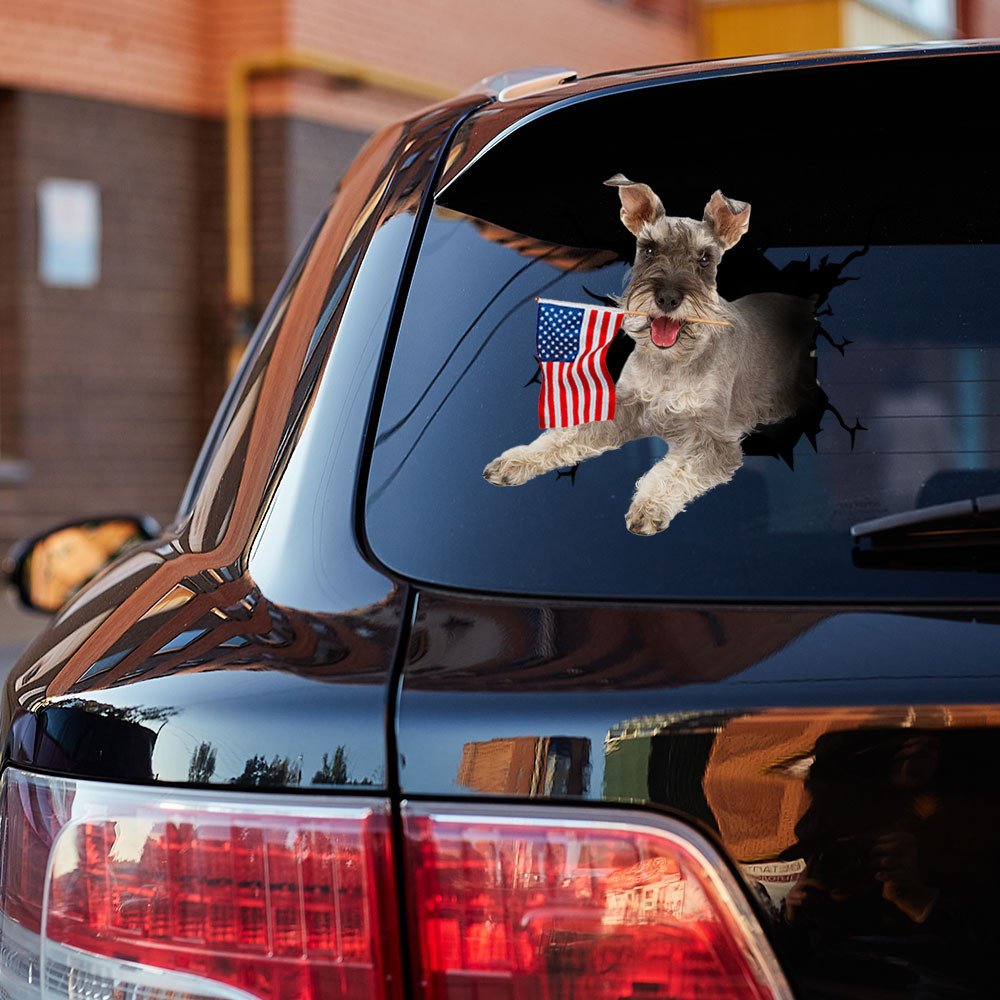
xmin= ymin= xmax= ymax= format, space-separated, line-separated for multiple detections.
xmin=0 ymin=87 xmax=374 ymax=546
xmin=0 ymin=94 xmax=23 ymax=465
xmin=252 ymin=116 xmax=369 ymax=311
xmin=0 ymin=0 xmax=695 ymax=131
xmin=959 ymin=0 xmax=1000 ymax=37
xmin=271 ymin=0 xmax=695 ymax=130
xmin=192 ymin=117 xmax=230 ymax=431
xmin=0 ymin=0 xmax=695 ymax=548
xmin=291 ymin=0 xmax=691 ymax=85
xmin=0 ymin=92 xmax=206 ymax=538
xmin=0 ymin=0 xmax=208 ymax=113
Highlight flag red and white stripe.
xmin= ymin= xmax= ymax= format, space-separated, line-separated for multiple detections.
xmin=536 ymin=298 xmax=624 ymax=429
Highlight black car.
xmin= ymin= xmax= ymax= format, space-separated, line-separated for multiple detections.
xmin=2 ymin=43 xmax=999 ymax=1000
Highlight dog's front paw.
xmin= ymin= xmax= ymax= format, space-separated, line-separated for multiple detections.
xmin=483 ymin=448 xmax=540 ymax=487
xmin=625 ymin=497 xmax=676 ymax=535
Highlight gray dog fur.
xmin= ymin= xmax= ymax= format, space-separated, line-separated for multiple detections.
xmin=484 ymin=175 xmax=816 ymax=535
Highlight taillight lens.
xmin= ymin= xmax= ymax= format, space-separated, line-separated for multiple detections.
xmin=0 ymin=768 xmax=788 ymax=1000
xmin=0 ymin=767 xmax=401 ymax=999
xmin=403 ymin=804 xmax=789 ymax=1000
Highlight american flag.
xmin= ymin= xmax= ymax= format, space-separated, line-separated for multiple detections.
xmin=536 ymin=298 xmax=624 ymax=429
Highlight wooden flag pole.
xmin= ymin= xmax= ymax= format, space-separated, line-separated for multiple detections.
xmin=533 ymin=296 xmax=732 ymax=327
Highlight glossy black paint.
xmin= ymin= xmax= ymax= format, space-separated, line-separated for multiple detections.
xmin=2 ymin=47 xmax=999 ymax=1000
xmin=398 ymin=593 xmax=1000 ymax=798
xmin=399 ymin=591 xmax=1000 ymax=997
xmin=2 ymin=92 xmax=489 ymax=791
xmin=8 ymin=579 xmax=398 ymax=787
xmin=438 ymin=44 xmax=1000 ymax=248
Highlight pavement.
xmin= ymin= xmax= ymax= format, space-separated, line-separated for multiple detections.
xmin=0 ymin=594 xmax=47 ymax=680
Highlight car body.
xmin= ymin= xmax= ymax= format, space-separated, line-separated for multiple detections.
xmin=2 ymin=41 xmax=999 ymax=1000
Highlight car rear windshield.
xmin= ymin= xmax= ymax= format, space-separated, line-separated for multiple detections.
xmin=364 ymin=52 xmax=1000 ymax=601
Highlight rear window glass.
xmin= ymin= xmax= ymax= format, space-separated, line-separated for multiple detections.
xmin=365 ymin=54 xmax=1000 ymax=601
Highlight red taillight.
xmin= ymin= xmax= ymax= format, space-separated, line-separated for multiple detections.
xmin=403 ymin=804 xmax=789 ymax=1000
xmin=0 ymin=768 xmax=402 ymax=999
xmin=0 ymin=769 xmax=789 ymax=1000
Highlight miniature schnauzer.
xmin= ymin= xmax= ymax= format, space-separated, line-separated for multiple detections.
xmin=483 ymin=174 xmax=816 ymax=535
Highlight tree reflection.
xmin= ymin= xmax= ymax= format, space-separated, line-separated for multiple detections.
xmin=54 ymin=698 xmax=178 ymax=729
xmin=311 ymin=746 xmax=376 ymax=787
xmin=311 ymin=748 xmax=348 ymax=785
xmin=188 ymin=741 xmax=217 ymax=783
xmin=230 ymin=754 xmax=302 ymax=787
xmin=225 ymin=747 xmax=379 ymax=788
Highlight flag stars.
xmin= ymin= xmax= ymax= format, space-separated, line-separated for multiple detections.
xmin=536 ymin=298 xmax=623 ymax=429
xmin=538 ymin=303 xmax=585 ymax=362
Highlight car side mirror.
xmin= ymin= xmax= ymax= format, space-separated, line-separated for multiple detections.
xmin=4 ymin=515 xmax=161 ymax=613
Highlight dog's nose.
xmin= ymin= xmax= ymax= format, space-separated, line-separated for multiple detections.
xmin=655 ymin=287 xmax=684 ymax=312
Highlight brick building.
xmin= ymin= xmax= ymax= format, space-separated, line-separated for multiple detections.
xmin=0 ymin=0 xmax=989 ymax=549
xmin=0 ymin=0 xmax=694 ymax=546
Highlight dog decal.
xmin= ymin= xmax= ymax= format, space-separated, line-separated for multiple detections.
xmin=484 ymin=175 xmax=819 ymax=535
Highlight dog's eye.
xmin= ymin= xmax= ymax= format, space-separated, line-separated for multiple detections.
xmin=697 ymin=252 xmax=712 ymax=268
xmin=642 ymin=245 xmax=654 ymax=258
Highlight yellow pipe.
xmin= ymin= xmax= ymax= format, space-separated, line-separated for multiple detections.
xmin=225 ymin=50 xmax=456 ymax=352
xmin=226 ymin=60 xmax=252 ymax=319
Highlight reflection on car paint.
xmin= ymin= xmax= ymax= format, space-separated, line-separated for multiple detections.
xmin=8 ymin=575 xmax=402 ymax=788
xmin=5 ymin=49 xmax=1000 ymax=1000
xmin=456 ymin=735 xmax=592 ymax=796
xmin=400 ymin=591 xmax=1000 ymax=996
xmin=3 ymin=100 xmax=485 ymax=794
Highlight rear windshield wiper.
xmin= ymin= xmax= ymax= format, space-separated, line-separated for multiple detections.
xmin=851 ymin=494 xmax=1000 ymax=572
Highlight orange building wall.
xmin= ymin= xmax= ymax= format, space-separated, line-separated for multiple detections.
xmin=0 ymin=1 xmax=208 ymax=114
xmin=702 ymin=0 xmax=841 ymax=58
xmin=0 ymin=0 xmax=694 ymax=130
xmin=960 ymin=0 xmax=1000 ymax=37
xmin=0 ymin=0 xmax=693 ymax=547
xmin=285 ymin=0 xmax=692 ymax=128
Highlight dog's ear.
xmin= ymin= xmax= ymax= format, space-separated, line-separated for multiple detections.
xmin=703 ymin=190 xmax=750 ymax=250
xmin=605 ymin=174 xmax=664 ymax=236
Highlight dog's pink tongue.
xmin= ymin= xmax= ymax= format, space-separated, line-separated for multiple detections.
xmin=651 ymin=316 xmax=681 ymax=348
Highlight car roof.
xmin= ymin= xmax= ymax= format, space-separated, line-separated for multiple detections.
xmin=438 ymin=39 xmax=1000 ymax=198
xmin=434 ymin=39 xmax=999 ymax=250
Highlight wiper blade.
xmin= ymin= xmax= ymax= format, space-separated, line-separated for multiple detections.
xmin=852 ymin=493 xmax=1000 ymax=540
xmin=851 ymin=493 xmax=1000 ymax=572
